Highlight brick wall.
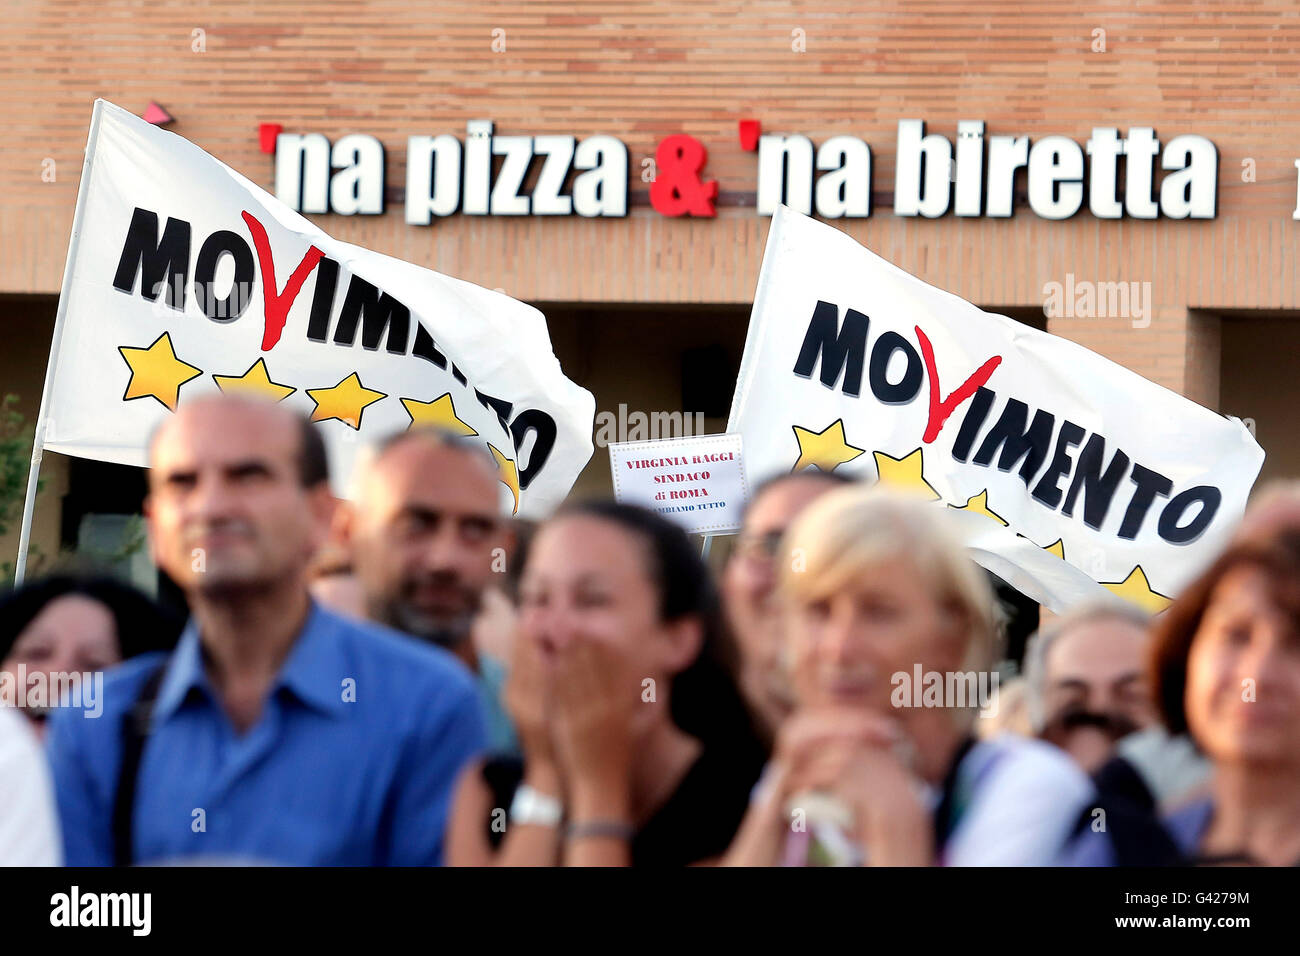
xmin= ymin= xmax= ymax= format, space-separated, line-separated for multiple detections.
xmin=4 ymin=1 xmax=1300 ymax=397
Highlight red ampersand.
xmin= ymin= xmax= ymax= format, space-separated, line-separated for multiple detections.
xmin=650 ymin=134 xmax=718 ymax=217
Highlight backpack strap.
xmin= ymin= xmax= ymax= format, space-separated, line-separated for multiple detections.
xmin=112 ymin=663 xmax=168 ymax=866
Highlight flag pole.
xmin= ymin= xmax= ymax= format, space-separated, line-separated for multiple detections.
xmin=14 ymin=99 xmax=106 ymax=585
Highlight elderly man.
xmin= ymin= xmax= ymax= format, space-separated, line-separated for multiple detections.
xmin=338 ymin=428 xmax=518 ymax=754
xmin=45 ymin=396 xmax=486 ymax=865
xmin=1024 ymin=601 xmax=1157 ymax=773
xmin=1028 ymin=600 xmax=1209 ymax=856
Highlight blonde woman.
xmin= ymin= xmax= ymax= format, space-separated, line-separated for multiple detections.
xmin=724 ymin=487 xmax=1093 ymax=866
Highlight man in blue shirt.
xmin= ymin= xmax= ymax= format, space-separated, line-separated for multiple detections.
xmin=45 ymin=395 xmax=486 ymax=865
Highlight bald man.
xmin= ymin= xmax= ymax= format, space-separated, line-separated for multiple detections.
xmin=339 ymin=429 xmax=518 ymax=754
xmin=1025 ymin=602 xmax=1157 ymax=772
xmin=44 ymin=396 xmax=486 ymax=865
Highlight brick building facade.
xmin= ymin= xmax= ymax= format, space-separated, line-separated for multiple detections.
xmin=2 ymin=1 xmax=1297 ymax=567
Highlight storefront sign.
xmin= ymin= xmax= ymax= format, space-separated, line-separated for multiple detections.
xmin=268 ymin=118 xmax=1220 ymax=222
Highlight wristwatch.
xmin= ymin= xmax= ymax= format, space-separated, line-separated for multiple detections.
xmin=509 ymin=784 xmax=564 ymax=828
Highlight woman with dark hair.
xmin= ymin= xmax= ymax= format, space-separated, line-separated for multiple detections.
xmin=445 ymin=501 xmax=766 ymax=866
xmin=0 ymin=575 xmax=184 ymax=738
xmin=1144 ymin=531 xmax=1300 ymax=865
xmin=1065 ymin=530 xmax=1300 ymax=866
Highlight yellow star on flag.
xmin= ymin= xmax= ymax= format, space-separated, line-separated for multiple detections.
xmin=1102 ymin=565 xmax=1171 ymax=614
xmin=400 ymin=393 xmax=478 ymax=436
xmin=306 ymin=372 xmax=386 ymax=429
xmin=949 ymin=489 xmax=1008 ymax=526
xmin=1016 ymin=532 xmax=1067 ymax=560
xmin=488 ymin=443 xmax=520 ymax=515
xmin=212 ymin=358 xmax=295 ymax=402
xmin=873 ymin=447 xmax=940 ymax=501
xmin=791 ymin=419 xmax=865 ymax=473
xmin=118 ymin=332 xmax=203 ymax=412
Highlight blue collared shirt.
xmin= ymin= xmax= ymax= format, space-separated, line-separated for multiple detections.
xmin=45 ymin=602 xmax=486 ymax=866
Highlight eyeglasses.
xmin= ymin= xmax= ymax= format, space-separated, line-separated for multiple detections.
xmin=735 ymin=529 xmax=785 ymax=563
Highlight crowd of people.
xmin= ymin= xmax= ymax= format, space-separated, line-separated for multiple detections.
xmin=1 ymin=392 xmax=1297 ymax=866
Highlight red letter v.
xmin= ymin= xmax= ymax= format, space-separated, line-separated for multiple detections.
xmin=916 ymin=325 xmax=1002 ymax=443
xmin=242 ymin=210 xmax=324 ymax=351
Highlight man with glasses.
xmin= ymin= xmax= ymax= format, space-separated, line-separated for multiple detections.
xmin=721 ymin=471 xmax=852 ymax=743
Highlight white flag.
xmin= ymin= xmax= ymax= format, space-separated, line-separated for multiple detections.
xmin=727 ymin=206 xmax=1265 ymax=612
xmin=41 ymin=100 xmax=594 ymax=517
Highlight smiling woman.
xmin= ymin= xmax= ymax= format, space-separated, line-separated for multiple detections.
xmin=444 ymin=500 xmax=766 ymax=867
xmin=0 ymin=575 xmax=182 ymax=738
xmin=723 ymin=486 xmax=1094 ymax=866
xmin=1148 ymin=532 xmax=1300 ymax=866
xmin=1065 ymin=529 xmax=1300 ymax=867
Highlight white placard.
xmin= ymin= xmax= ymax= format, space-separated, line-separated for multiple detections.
xmin=609 ymin=433 xmax=749 ymax=535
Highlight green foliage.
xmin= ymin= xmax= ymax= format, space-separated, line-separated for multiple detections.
xmin=80 ymin=514 xmax=148 ymax=566
xmin=0 ymin=395 xmax=151 ymax=585
xmin=0 ymin=394 xmax=33 ymax=534
xmin=0 ymin=394 xmax=43 ymax=582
